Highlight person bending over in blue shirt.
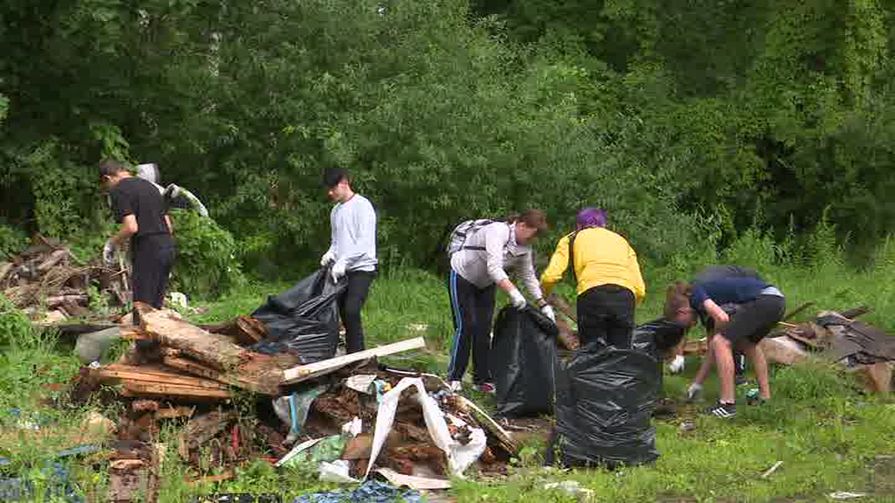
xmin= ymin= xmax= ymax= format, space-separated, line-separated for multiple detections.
xmin=664 ymin=266 xmax=785 ymax=419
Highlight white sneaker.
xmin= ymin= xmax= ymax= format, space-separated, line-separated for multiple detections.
xmin=448 ymin=380 xmax=462 ymax=392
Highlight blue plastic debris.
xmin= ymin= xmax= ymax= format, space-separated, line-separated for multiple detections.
xmin=292 ymin=480 xmax=423 ymax=503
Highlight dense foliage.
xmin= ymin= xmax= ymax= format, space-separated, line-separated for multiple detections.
xmin=1 ymin=0 xmax=893 ymax=278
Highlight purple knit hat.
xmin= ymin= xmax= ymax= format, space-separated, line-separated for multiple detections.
xmin=576 ymin=207 xmax=607 ymax=231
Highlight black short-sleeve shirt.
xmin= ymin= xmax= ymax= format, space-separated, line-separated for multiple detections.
xmin=110 ymin=177 xmax=170 ymax=238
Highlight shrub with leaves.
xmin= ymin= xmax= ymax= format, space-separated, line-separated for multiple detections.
xmin=168 ymin=209 xmax=245 ymax=300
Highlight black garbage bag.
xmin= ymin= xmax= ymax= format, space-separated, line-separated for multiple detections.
xmin=251 ymin=268 xmax=346 ymax=362
xmin=631 ymin=318 xmax=686 ymax=361
xmin=552 ymin=348 xmax=659 ymax=468
xmin=491 ymin=305 xmax=558 ymax=417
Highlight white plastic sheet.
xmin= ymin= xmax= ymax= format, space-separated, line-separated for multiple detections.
xmin=364 ymin=377 xmax=486 ymax=478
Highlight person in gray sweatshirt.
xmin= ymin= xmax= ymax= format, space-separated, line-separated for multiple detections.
xmin=321 ymin=168 xmax=378 ymax=353
xmin=446 ymin=210 xmax=554 ymax=393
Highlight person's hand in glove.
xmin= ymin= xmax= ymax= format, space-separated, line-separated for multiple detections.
xmin=320 ymin=249 xmax=336 ymax=267
xmin=331 ymin=261 xmax=346 ymax=283
xmin=102 ymin=239 xmax=118 ymax=265
xmin=540 ymin=304 xmax=556 ymax=322
xmin=667 ymin=354 xmax=685 ymax=374
xmin=508 ymin=288 xmax=526 ymax=310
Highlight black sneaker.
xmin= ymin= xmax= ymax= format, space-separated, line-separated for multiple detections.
xmin=704 ymin=401 xmax=736 ymax=419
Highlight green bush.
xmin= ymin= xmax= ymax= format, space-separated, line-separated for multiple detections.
xmin=0 ymin=223 xmax=27 ymax=259
xmin=168 ymin=209 xmax=246 ymax=300
xmin=0 ymin=296 xmax=33 ymax=347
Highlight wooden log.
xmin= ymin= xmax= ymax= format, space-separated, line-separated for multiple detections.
xmin=135 ymin=303 xmax=256 ymax=371
xmin=45 ymin=294 xmax=88 ymax=307
xmin=36 ymin=248 xmax=71 ymax=273
xmin=282 ymin=337 xmax=426 ymax=384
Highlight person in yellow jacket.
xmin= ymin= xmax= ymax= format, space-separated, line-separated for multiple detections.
xmin=540 ymin=207 xmax=645 ymax=349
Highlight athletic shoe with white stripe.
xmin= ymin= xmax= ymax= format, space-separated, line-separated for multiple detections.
xmin=704 ymin=401 xmax=737 ymax=419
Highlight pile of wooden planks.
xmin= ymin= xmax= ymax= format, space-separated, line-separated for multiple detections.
xmin=91 ymin=303 xmax=300 ymax=401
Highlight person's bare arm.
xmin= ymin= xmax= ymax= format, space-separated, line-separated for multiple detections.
xmin=111 ymin=215 xmax=138 ymax=246
xmin=165 ymin=214 xmax=174 ymax=235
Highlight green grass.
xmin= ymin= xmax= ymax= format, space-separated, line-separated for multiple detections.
xmin=2 ymin=239 xmax=895 ymax=501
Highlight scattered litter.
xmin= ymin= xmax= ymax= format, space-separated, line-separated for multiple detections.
xmin=292 ymin=480 xmax=423 ymax=503
xmin=278 ymin=436 xmax=345 ymax=468
xmin=318 ymin=460 xmax=359 ymax=484
xmin=760 ymin=460 xmax=783 ymax=479
xmin=829 ymin=491 xmax=867 ymax=500
xmin=679 ymin=421 xmax=696 ymax=433
xmin=344 ymin=374 xmax=378 ymax=394
xmin=376 ymin=468 xmax=451 ymax=490
xmin=341 ymin=417 xmax=362 ymax=438
xmin=543 ymin=480 xmax=594 ymax=498
xmin=273 ymin=385 xmax=329 ymax=444
xmin=275 ymin=437 xmax=326 ymax=467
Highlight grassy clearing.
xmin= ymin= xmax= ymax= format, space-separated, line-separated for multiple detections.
xmin=1 ymin=235 xmax=894 ymax=501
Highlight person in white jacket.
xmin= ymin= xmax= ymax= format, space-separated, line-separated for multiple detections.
xmin=320 ymin=168 xmax=378 ymax=354
xmin=446 ymin=210 xmax=552 ymax=393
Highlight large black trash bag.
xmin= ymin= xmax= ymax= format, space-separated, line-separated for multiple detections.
xmin=491 ymin=305 xmax=558 ymax=417
xmin=552 ymin=348 xmax=660 ymax=468
xmin=631 ymin=318 xmax=686 ymax=361
xmin=251 ymin=268 xmax=346 ymax=362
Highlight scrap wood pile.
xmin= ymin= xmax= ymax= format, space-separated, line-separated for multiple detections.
xmin=0 ymin=235 xmax=128 ymax=323
xmin=70 ymin=303 xmax=516 ymax=500
xmin=679 ymin=305 xmax=895 ymax=394
xmin=761 ymin=306 xmax=895 ymax=393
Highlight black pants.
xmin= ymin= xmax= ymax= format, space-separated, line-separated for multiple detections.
xmin=131 ymin=234 xmax=176 ymax=309
xmin=338 ymin=270 xmax=376 ymax=353
xmin=577 ymin=284 xmax=635 ymax=350
xmin=446 ymin=269 xmax=496 ymax=384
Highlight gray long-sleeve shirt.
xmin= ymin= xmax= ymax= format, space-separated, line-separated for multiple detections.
xmin=327 ymin=194 xmax=378 ymax=272
xmin=449 ymin=221 xmax=543 ymax=299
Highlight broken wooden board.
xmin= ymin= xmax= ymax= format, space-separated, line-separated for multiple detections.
xmin=282 ymin=337 xmax=426 ymax=384
xmin=848 ymin=361 xmax=893 ymax=394
xmin=119 ymin=382 xmax=231 ymax=401
xmin=95 ymin=364 xmax=231 ymax=391
xmin=759 ymin=336 xmax=809 ymax=365
xmin=178 ymin=411 xmax=236 ymax=460
xmin=136 ymin=303 xmax=289 ymax=394
xmin=161 ymin=350 xmax=282 ymax=395
xmin=201 ymin=315 xmax=267 ymax=346
xmin=135 ymin=303 xmax=250 ymax=371
xmin=155 ymin=406 xmax=196 ymax=420
xmin=682 ymin=338 xmax=708 ymax=356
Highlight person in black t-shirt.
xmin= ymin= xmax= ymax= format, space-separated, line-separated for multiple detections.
xmin=99 ymin=160 xmax=176 ymax=309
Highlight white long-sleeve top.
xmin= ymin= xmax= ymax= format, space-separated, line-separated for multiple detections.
xmin=450 ymin=221 xmax=543 ymax=299
xmin=327 ymin=194 xmax=378 ymax=272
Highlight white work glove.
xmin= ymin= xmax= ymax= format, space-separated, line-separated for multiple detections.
xmin=320 ymin=249 xmax=336 ymax=267
xmin=331 ymin=261 xmax=346 ymax=283
xmin=540 ymin=304 xmax=556 ymax=322
xmin=102 ymin=239 xmax=118 ymax=265
xmin=667 ymin=354 xmax=685 ymax=374
xmin=508 ymin=288 xmax=526 ymax=310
